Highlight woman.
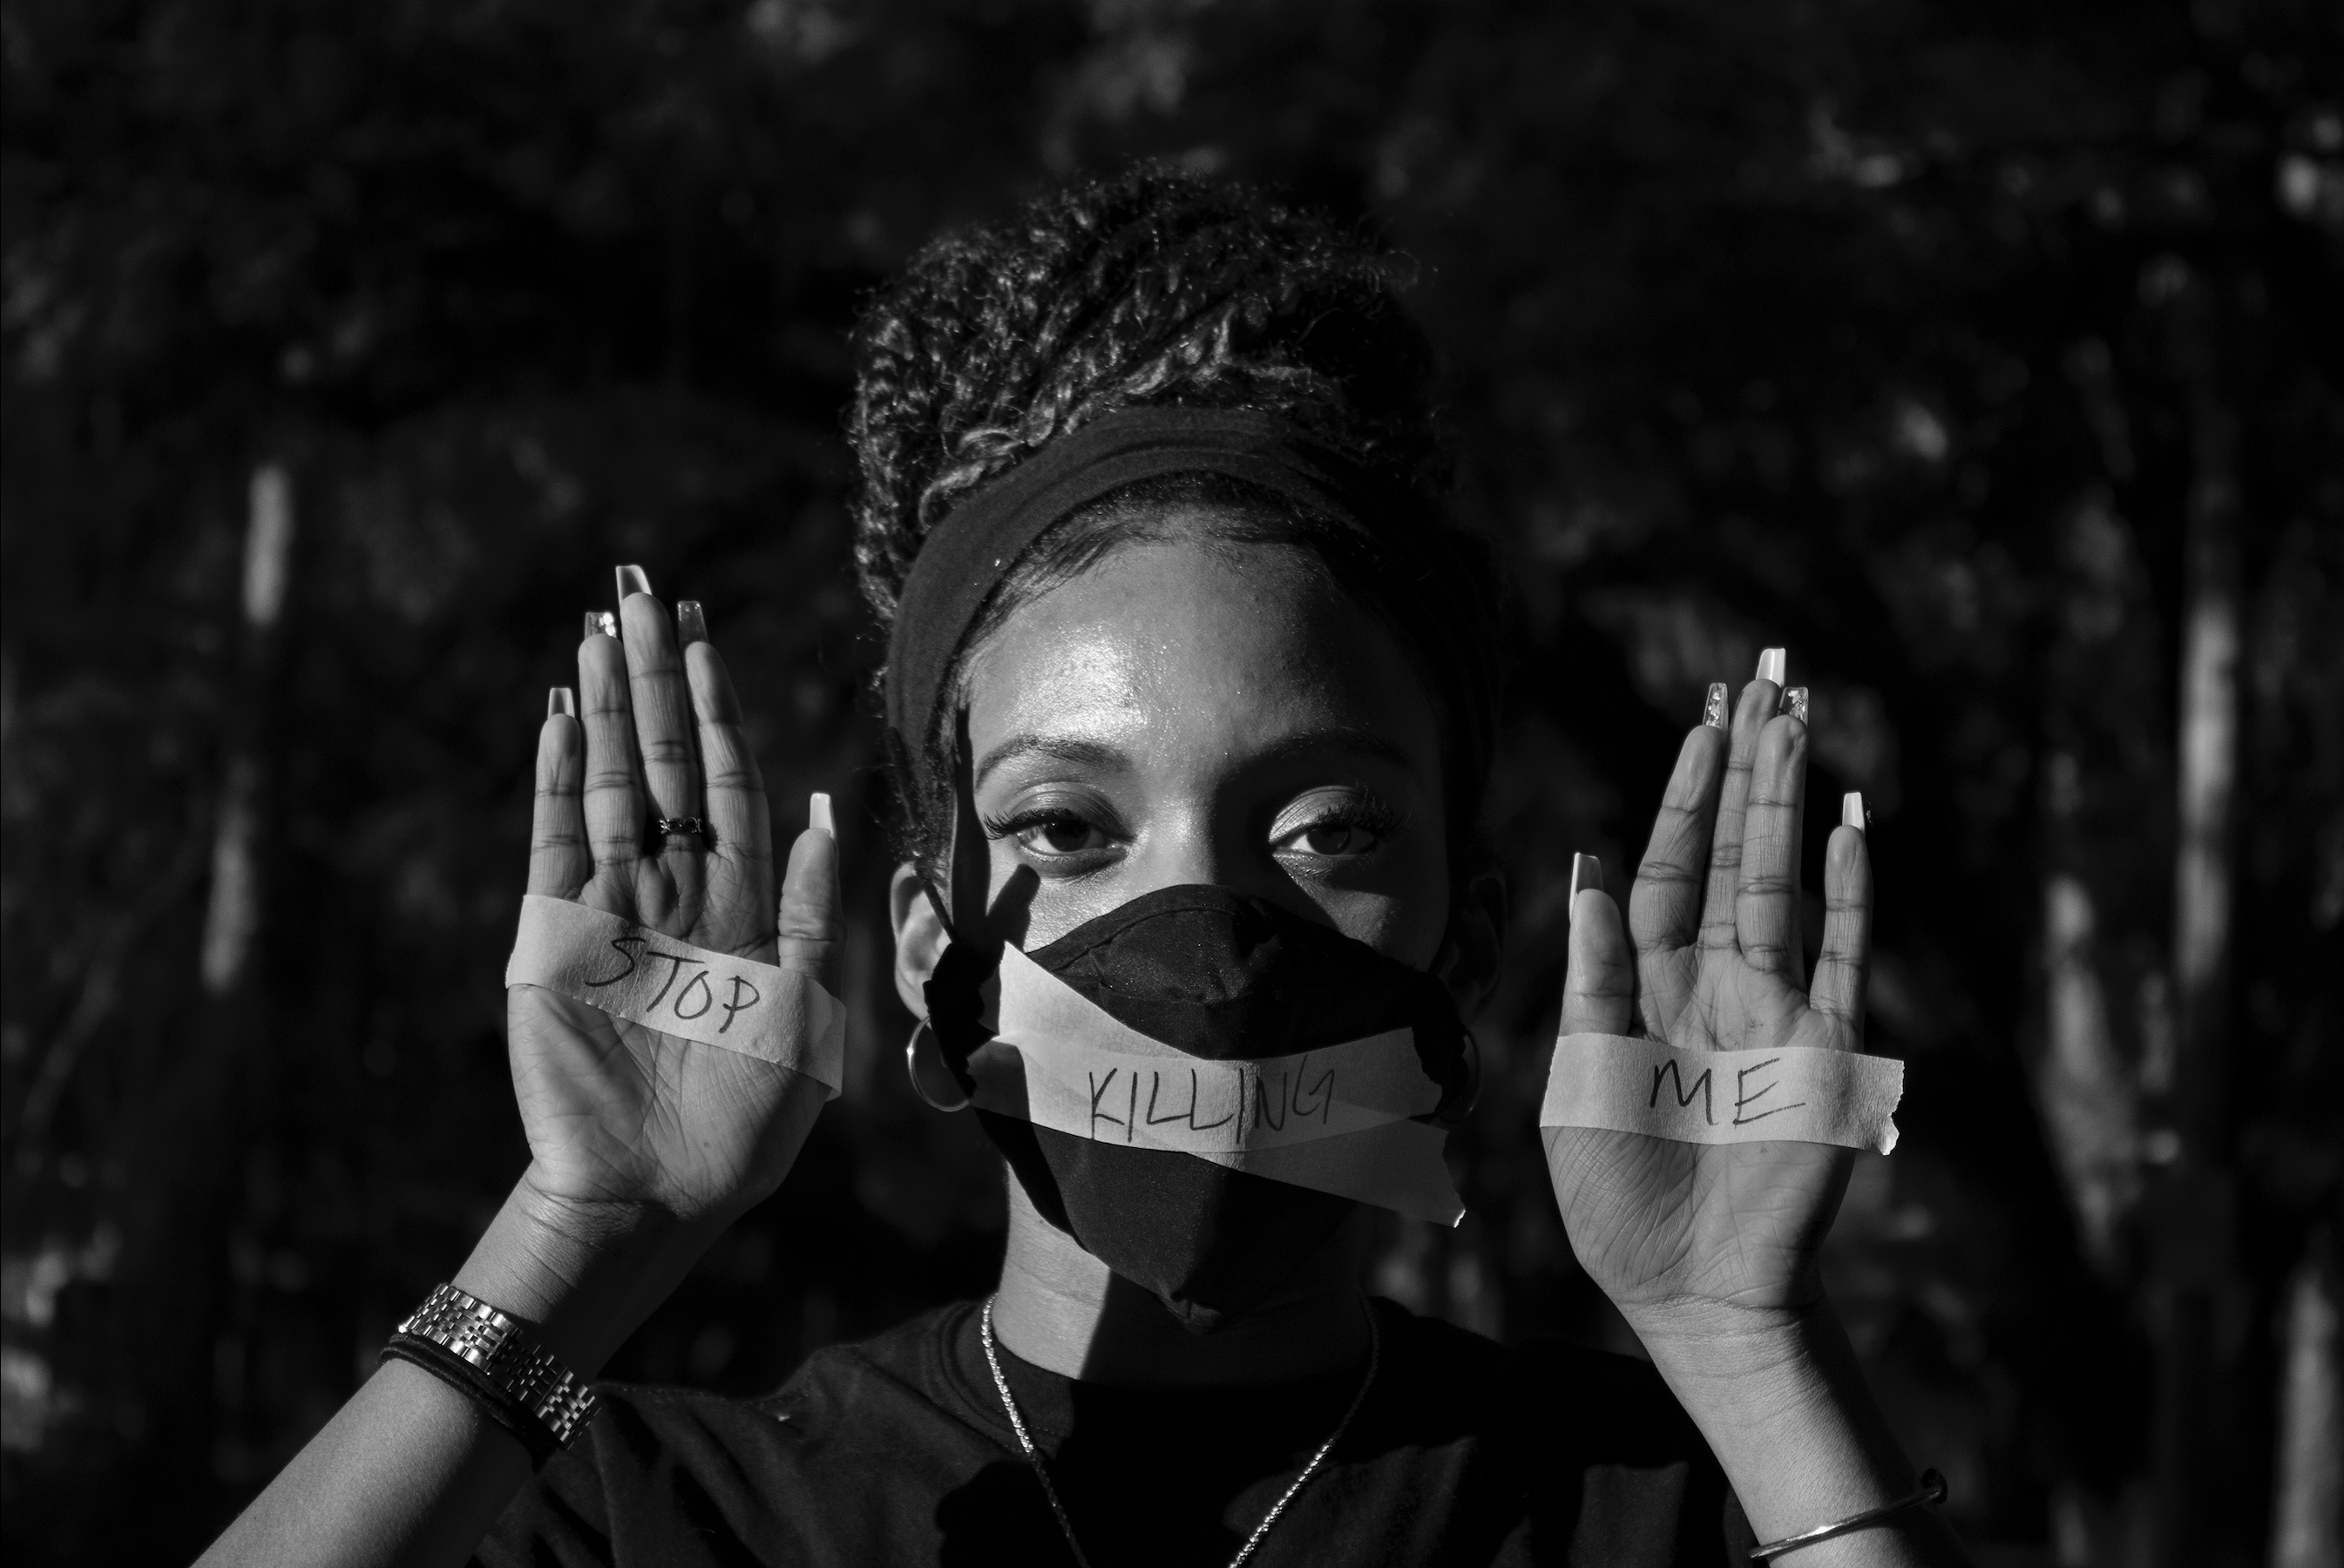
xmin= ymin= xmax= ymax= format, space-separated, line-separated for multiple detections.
xmin=203 ymin=169 xmax=1966 ymax=1566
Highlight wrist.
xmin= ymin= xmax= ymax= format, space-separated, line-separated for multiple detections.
xmin=449 ymin=1171 xmax=718 ymax=1377
xmin=1622 ymin=1294 xmax=1927 ymax=1546
xmin=1619 ymin=1294 xmax=1829 ymax=1404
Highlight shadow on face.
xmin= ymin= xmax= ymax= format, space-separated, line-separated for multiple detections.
xmin=891 ymin=522 xmax=1459 ymax=1011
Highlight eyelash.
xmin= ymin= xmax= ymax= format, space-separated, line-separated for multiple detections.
xmin=979 ymin=797 xmax=1405 ymax=867
xmin=982 ymin=807 xmax=1117 ymax=861
xmin=1273 ymin=798 xmax=1404 ymax=861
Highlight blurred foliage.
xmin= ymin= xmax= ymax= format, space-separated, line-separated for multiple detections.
xmin=3 ymin=1 xmax=2340 ymax=1563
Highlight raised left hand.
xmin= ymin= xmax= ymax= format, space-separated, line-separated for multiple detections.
xmin=1542 ymin=666 xmax=1872 ymax=1322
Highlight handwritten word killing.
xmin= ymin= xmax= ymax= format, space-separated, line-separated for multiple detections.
xmin=1648 ymin=1057 xmax=1810 ymax=1128
xmin=585 ymin=936 xmax=762 ymax=1034
xmin=1086 ymin=1058 xmax=1338 ymax=1145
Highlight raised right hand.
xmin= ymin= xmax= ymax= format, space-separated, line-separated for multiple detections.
xmin=510 ymin=586 xmax=837 ymax=1224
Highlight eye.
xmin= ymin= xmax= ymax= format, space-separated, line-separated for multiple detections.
xmin=986 ymin=806 xmax=1117 ymax=862
xmin=1270 ymin=793 xmax=1401 ymax=863
xmin=1025 ymin=814 xmax=1108 ymax=855
xmin=1298 ymin=821 xmax=1367 ymax=856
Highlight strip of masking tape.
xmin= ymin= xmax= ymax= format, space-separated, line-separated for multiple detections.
xmin=990 ymin=945 xmax=1444 ymax=1121
xmin=1203 ymin=1119 xmax=1462 ymax=1226
xmin=970 ymin=1031 xmax=1434 ymax=1153
xmin=964 ymin=944 xmax=1463 ymax=1225
xmin=1539 ymin=1033 xmax=1903 ymax=1155
xmin=505 ymin=895 xmax=846 ymax=1098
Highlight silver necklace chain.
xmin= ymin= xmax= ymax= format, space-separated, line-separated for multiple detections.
xmin=979 ymin=1296 xmax=1381 ymax=1568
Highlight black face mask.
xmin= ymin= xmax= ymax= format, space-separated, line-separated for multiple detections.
xmin=925 ymin=884 xmax=1474 ymax=1333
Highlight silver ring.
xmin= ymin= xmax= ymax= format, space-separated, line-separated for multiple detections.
xmin=649 ymin=816 xmax=711 ymax=845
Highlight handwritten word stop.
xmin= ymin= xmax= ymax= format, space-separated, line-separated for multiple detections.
xmin=505 ymin=896 xmax=845 ymax=1096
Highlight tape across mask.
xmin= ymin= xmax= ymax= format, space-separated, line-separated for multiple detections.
xmin=1540 ymin=1032 xmax=1904 ymax=1155
xmin=963 ymin=944 xmax=1466 ymax=1225
xmin=505 ymin=894 xmax=846 ymax=1098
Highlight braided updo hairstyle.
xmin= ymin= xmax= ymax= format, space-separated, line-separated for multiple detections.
xmin=849 ymin=165 xmax=1501 ymax=877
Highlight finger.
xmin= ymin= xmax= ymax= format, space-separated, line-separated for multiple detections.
xmin=620 ymin=590 xmax=703 ymax=835
xmin=1734 ymin=711 xmax=1810 ymax=983
xmin=1629 ymin=712 xmax=1727 ymax=1027
xmin=777 ymin=798 xmax=841 ymax=989
xmin=1561 ymin=860 xmax=1635 ymax=1037
xmin=1699 ymin=652 xmax=1785 ymax=955
xmin=1809 ymin=801 xmax=1873 ymax=1048
xmin=527 ymin=689 xmax=592 ymax=897
xmin=579 ymin=628 xmax=645 ymax=873
xmin=685 ymin=636 xmax=770 ymax=879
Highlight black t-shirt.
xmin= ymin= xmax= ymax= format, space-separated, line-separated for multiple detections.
xmin=477 ymin=1297 xmax=1754 ymax=1566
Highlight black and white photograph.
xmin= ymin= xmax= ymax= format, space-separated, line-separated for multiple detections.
xmin=3 ymin=3 xmax=2339 ymax=1564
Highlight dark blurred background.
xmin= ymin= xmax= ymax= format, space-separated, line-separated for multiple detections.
xmin=3 ymin=2 xmax=2340 ymax=1563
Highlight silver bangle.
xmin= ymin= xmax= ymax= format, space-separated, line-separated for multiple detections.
xmin=1749 ymin=1470 xmax=1948 ymax=1560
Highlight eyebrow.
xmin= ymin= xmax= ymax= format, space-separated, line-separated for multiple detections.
xmin=1244 ymin=726 xmax=1421 ymax=777
xmin=973 ymin=733 xmax=1131 ymax=789
xmin=972 ymin=725 xmax=1421 ymax=790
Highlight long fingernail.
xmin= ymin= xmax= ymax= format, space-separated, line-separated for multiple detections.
xmin=1843 ymin=792 xmax=1866 ymax=830
xmin=1783 ymin=686 xmax=1809 ymax=723
xmin=1569 ymin=852 xmax=1603 ymax=902
xmin=615 ymin=564 xmax=653 ymax=602
xmin=583 ymin=610 xmax=617 ymax=639
xmin=677 ymin=600 xmax=708 ymax=646
xmin=546 ymin=686 xmax=576 ymax=719
xmin=1756 ymin=647 xmax=1787 ymax=686
xmin=1703 ymin=682 xmax=1728 ymax=728
xmin=810 ymin=792 xmax=835 ymax=839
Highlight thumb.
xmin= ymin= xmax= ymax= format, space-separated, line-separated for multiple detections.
xmin=1561 ymin=855 xmax=1635 ymax=1037
xmin=777 ymin=792 xmax=842 ymax=990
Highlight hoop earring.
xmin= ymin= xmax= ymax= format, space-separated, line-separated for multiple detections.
xmin=904 ymin=1019 xmax=972 ymax=1112
xmin=1436 ymin=1028 xmax=1483 ymax=1128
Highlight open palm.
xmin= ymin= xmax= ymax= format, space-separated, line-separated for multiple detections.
xmin=511 ymin=588 xmax=835 ymax=1224
xmin=1543 ymin=671 xmax=1873 ymax=1317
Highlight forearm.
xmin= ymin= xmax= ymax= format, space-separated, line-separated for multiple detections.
xmin=195 ymin=1360 xmax=532 ymax=1568
xmin=1625 ymin=1296 xmax=1970 ymax=1566
xmin=197 ymin=1175 xmax=715 ymax=1568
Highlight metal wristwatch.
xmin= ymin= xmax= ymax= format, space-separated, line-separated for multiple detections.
xmin=386 ymin=1282 xmax=600 ymax=1456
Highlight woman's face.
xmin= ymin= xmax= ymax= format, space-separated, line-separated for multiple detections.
xmin=892 ymin=518 xmax=1456 ymax=983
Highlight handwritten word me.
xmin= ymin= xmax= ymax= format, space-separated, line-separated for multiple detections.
xmin=1647 ymin=1055 xmax=1811 ymax=1128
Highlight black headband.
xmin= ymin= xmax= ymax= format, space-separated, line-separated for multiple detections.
xmin=883 ymin=404 xmax=1498 ymax=840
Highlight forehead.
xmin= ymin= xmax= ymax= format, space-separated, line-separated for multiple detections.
xmin=960 ymin=533 xmax=1441 ymax=782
